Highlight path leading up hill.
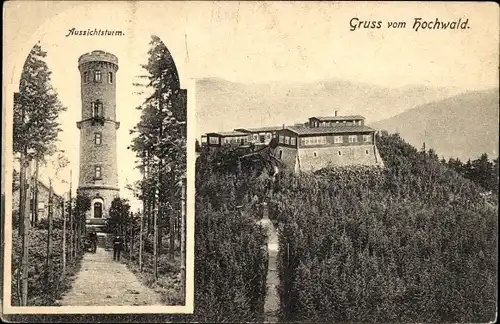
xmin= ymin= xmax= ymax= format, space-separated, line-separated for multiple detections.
xmin=58 ymin=247 xmax=162 ymax=306
xmin=259 ymin=216 xmax=280 ymax=322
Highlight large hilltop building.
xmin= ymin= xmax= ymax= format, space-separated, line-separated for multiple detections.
xmin=76 ymin=50 xmax=120 ymax=232
xmin=201 ymin=112 xmax=384 ymax=172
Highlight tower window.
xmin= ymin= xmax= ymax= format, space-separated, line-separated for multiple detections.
xmin=108 ymin=72 xmax=113 ymax=83
xmin=95 ymin=133 xmax=102 ymax=145
xmin=94 ymin=202 xmax=103 ymax=218
xmin=95 ymin=166 xmax=102 ymax=179
xmin=94 ymin=70 xmax=102 ymax=82
xmin=83 ymin=71 xmax=89 ymax=83
xmin=92 ymin=100 xmax=103 ymax=117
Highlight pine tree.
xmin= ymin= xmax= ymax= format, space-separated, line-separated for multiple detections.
xmin=107 ymin=198 xmax=131 ymax=235
xmin=129 ymin=35 xmax=187 ymax=273
xmin=13 ymin=42 xmax=66 ymax=306
xmin=14 ymin=43 xmax=66 ymax=160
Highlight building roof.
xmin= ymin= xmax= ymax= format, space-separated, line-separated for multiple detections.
xmin=12 ymin=167 xmax=64 ymax=199
xmin=234 ymin=126 xmax=284 ymax=133
xmin=283 ymin=125 xmax=375 ymax=136
xmin=310 ymin=115 xmax=365 ymax=121
xmin=205 ymin=131 xmax=248 ymax=137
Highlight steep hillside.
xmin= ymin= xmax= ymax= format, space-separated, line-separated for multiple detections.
xmin=195 ymin=77 xmax=461 ymax=137
xmin=370 ymin=89 xmax=499 ymax=161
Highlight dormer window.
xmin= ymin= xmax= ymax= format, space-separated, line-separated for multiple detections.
xmin=94 ymin=70 xmax=102 ymax=82
xmin=108 ymin=72 xmax=113 ymax=84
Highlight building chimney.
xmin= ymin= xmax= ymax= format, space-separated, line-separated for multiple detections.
xmin=282 ymin=124 xmax=285 ymax=129
xmin=335 ymin=110 xmax=338 ymax=117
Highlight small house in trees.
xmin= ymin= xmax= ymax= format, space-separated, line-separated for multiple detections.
xmin=234 ymin=126 xmax=283 ymax=147
xmin=11 ymin=176 xmax=64 ymax=221
xmin=205 ymin=131 xmax=251 ymax=148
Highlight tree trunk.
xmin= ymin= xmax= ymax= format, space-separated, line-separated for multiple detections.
xmin=169 ymin=208 xmax=175 ymax=259
xmin=21 ymin=157 xmax=32 ymax=306
xmin=32 ymin=159 xmax=39 ymax=224
xmin=74 ymin=216 xmax=78 ymax=257
xmin=180 ymin=177 xmax=186 ymax=300
xmin=62 ymin=199 xmax=66 ymax=274
xmin=18 ymin=153 xmax=26 ymax=237
xmin=153 ymin=206 xmax=158 ymax=281
xmin=139 ymin=210 xmax=143 ymax=272
xmin=46 ymin=180 xmax=53 ymax=283
xmin=158 ymin=211 xmax=163 ymax=254
xmin=68 ymin=200 xmax=73 ymax=262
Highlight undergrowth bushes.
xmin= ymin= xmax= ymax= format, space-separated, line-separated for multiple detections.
xmin=191 ymin=155 xmax=269 ymax=322
xmin=11 ymin=227 xmax=83 ymax=306
xmin=272 ymin=133 xmax=497 ymax=322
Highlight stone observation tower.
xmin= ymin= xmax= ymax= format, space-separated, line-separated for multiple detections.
xmin=76 ymin=50 xmax=120 ymax=225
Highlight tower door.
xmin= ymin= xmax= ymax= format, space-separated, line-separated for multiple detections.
xmin=94 ymin=202 xmax=103 ymax=218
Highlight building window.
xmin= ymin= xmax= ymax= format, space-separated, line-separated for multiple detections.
xmin=303 ymin=136 xmax=327 ymax=146
xmin=334 ymin=136 xmax=343 ymax=144
xmin=363 ymin=134 xmax=372 ymax=142
xmin=279 ymin=150 xmax=283 ymax=159
xmin=108 ymin=72 xmax=113 ymax=83
xmin=279 ymin=135 xmax=285 ymax=144
xmin=94 ymin=70 xmax=102 ymax=82
xmin=94 ymin=133 xmax=102 ymax=145
xmin=224 ymin=137 xmax=231 ymax=144
xmin=285 ymin=136 xmax=290 ymax=145
xmin=94 ymin=202 xmax=103 ymax=218
xmin=365 ymin=149 xmax=369 ymax=154
xmin=338 ymin=151 xmax=342 ymax=156
xmin=349 ymin=135 xmax=357 ymax=143
xmin=83 ymin=71 xmax=89 ymax=83
xmin=92 ymin=100 xmax=103 ymax=117
xmin=209 ymin=136 xmax=219 ymax=145
xmin=95 ymin=166 xmax=102 ymax=179
xmin=253 ymin=134 xmax=259 ymax=142
xmin=291 ymin=137 xmax=296 ymax=146
xmin=313 ymin=151 xmax=318 ymax=158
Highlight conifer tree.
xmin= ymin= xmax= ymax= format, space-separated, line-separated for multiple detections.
xmin=14 ymin=43 xmax=66 ymax=160
xmin=13 ymin=43 xmax=66 ymax=236
xmin=129 ymin=35 xmax=186 ymax=269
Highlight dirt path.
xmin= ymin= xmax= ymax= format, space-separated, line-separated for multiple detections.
xmin=58 ymin=247 xmax=162 ymax=306
xmin=260 ymin=218 xmax=280 ymax=322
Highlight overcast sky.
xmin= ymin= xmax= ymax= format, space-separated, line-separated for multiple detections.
xmin=4 ymin=1 xmax=499 ymax=209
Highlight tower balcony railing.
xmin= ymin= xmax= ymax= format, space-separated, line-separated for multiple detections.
xmin=91 ymin=115 xmax=106 ymax=126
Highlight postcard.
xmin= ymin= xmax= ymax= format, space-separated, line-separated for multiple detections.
xmin=2 ymin=1 xmax=498 ymax=323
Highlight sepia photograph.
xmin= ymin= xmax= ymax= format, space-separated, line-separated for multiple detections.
xmin=2 ymin=1 xmax=499 ymax=323
xmin=2 ymin=1 xmax=193 ymax=315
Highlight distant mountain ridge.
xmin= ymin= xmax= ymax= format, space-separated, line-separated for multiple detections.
xmin=195 ymin=77 xmax=463 ymax=138
xmin=370 ymin=89 xmax=499 ymax=161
